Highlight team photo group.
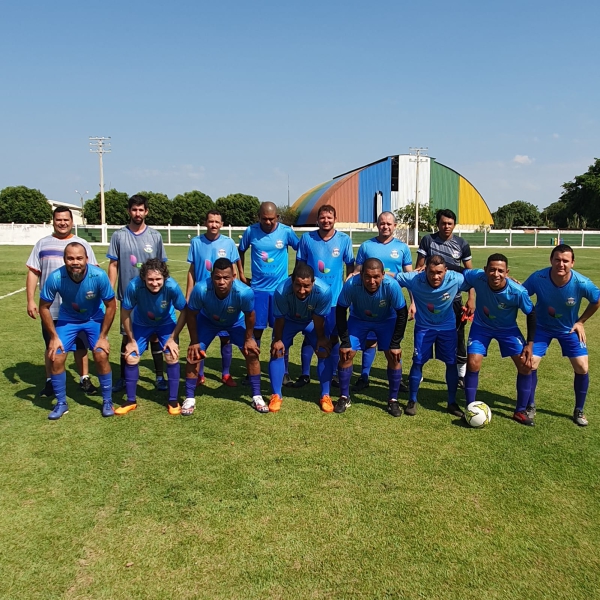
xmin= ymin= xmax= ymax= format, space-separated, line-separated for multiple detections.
xmin=27 ymin=195 xmax=600 ymax=427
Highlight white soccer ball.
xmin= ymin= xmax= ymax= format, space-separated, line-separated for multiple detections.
xmin=465 ymin=401 xmax=492 ymax=428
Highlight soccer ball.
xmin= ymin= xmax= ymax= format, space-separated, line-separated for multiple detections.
xmin=465 ymin=402 xmax=492 ymax=428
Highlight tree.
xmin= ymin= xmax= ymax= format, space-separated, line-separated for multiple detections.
xmin=276 ymin=205 xmax=299 ymax=226
xmin=394 ymin=202 xmax=436 ymax=232
xmin=83 ymin=189 xmax=129 ymax=225
xmin=540 ymin=200 xmax=568 ymax=228
xmin=215 ymin=193 xmax=260 ymax=226
xmin=556 ymin=158 xmax=600 ymax=228
xmin=0 ymin=186 xmax=52 ymax=223
xmin=136 ymin=191 xmax=173 ymax=226
xmin=171 ymin=190 xmax=214 ymax=225
xmin=492 ymin=201 xmax=541 ymax=228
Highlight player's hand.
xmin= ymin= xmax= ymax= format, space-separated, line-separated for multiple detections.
xmin=27 ymin=300 xmax=38 ymax=319
xmin=94 ymin=337 xmax=110 ymax=355
xmin=520 ymin=343 xmax=533 ymax=368
xmin=346 ymin=272 xmax=357 ymax=282
xmin=163 ymin=338 xmax=180 ymax=360
xmin=465 ymin=297 xmax=475 ymax=317
xmin=239 ymin=274 xmax=250 ymax=286
xmin=243 ymin=338 xmax=261 ymax=357
xmin=414 ymin=264 xmax=426 ymax=273
xmin=339 ymin=346 xmax=353 ymax=362
xmin=388 ymin=348 xmax=402 ymax=364
xmin=570 ymin=321 xmax=586 ymax=344
xmin=408 ymin=302 xmax=416 ymax=321
xmin=508 ymin=275 xmax=522 ymax=285
xmin=187 ymin=343 xmax=206 ymax=364
xmin=270 ymin=340 xmax=285 ymax=359
xmin=47 ymin=336 xmax=64 ymax=362
xmin=316 ymin=336 xmax=332 ymax=358
xmin=124 ymin=340 xmax=139 ymax=359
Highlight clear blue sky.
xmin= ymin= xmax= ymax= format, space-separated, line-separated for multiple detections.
xmin=1 ymin=0 xmax=598 ymax=213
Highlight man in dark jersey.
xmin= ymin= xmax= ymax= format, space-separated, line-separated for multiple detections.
xmin=415 ymin=209 xmax=474 ymax=387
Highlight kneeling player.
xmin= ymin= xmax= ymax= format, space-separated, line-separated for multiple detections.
xmin=269 ymin=263 xmax=333 ymax=412
xmin=335 ymin=258 xmax=408 ymax=416
xmin=117 ymin=259 xmax=188 ymax=416
xmin=183 ymin=258 xmax=266 ymax=414
xmin=395 ymin=255 xmax=465 ymax=417
xmin=523 ymin=244 xmax=600 ymax=426
xmin=39 ymin=242 xmax=116 ymax=420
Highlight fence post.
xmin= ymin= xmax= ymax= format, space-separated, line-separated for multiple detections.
xmin=349 ymin=227 xmax=353 ymax=246
xmin=74 ymin=223 xmax=78 ymax=237
xmin=534 ymin=229 xmax=538 ymax=247
xmin=484 ymin=228 xmax=487 ymax=247
xmin=557 ymin=229 xmax=561 ymax=245
xmin=509 ymin=230 xmax=513 ymax=247
xmin=229 ymin=224 xmax=232 ymax=238
xmin=167 ymin=224 xmax=171 ymax=244
xmin=582 ymin=229 xmax=585 ymax=247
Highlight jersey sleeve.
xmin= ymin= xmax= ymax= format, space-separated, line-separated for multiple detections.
xmin=240 ymin=285 xmax=255 ymax=313
xmin=287 ymin=228 xmax=300 ymax=251
xmin=86 ymin=243 xmax=99 ymax=266
xmin=187 ymin=238 xmax=196 ymax=264
xmin=343 ymin=235 xmax=354 ymax=265
xmin=106 ymin=231 xmax=120 ymax=260
xmin=518 ymin=287 xmax=534 ymax=315
xmin=402 ymin=244 xmax=413 ymax=267
xmin=337 ymin=279 xmax=353 ymax=308
xmin=238 ymin=227 xmax=251 ymax=252
xmin=394 ymin=271 xmax=415 ymax=290
xmin=122 ymin=280 xmax=137 ymax=310
xmin=355 ymin=243 xmax=366 ymax=266
xmin=228 ymin=239 xmax=241 ymax=262
xmin=295 ymin=235 xmax=308 ymax=262
xmin=582 ymin=278 xmax=600 ymax=304
xmin=187 ymin=284 xmax=204 ymax=312
xmin=169 ymin=280 xmax=187 ymax=311
xmin=522 ymin=275 xmax=536 ymax=297
xmin=26 ymin=241 xmax=42 ymax=273
xmin=389 ymin=279 xmax=406 ymax=310
xmin=417 ymin=235 xmax=430 ymax=257
xmin=273 ymin=288 xmax=287 ymax=318
xmin=460 ymin=269 xmax=478 ymax=291
xmin=40 ymin=270 xmax=59 ymax=303
xmin=315 ymin=286 xmax=332 ymax=316
xmin=461 ymin=240 xmax=472 ymax=263
xmin=157 ymin=233 xmax=168 ymax=262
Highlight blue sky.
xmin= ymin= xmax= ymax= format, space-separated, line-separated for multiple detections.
xmin=1 ymin=0 xmax=598 ymax=213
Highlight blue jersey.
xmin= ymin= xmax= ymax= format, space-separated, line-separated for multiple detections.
xmin=40 ymin=264 xmax=114 ymax=322
xmin=523 ymin=267 xmax=600 ymax=334
xmin=274 ymin=277 xmax=332 ymax=323
xmin=188 ymin=278 xmax=254 ymax=329
xmin=463 ymin=269 xmax=533 ymax=331
xmin=296 ymin=230 xmax=354 ymax=306
xmin=338 ymin=274 xmax=406 ymax=322
xmin=187 ymin=234 xmax=240 ymax=284
xmin=122 ymin=276 xmax=186 ymax=328
xmin=356 ymin=237 xmax=412 ymax=274
xmin=239 ymin=223 xmax=299 ymax=292
xmin=395 ymin=270 xmax=464 ymax=330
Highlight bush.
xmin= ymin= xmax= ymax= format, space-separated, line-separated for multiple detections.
xmin=172 ymin=191 xmax=214 ymax=225
xmin=215 ymin=193 xmax=260 ymax=226
xmin=136 ymin=191 xmax=173 ymax=226
xmin=83 ymin=189 xmax=129 ymax=225
xmin=0 ymin=186 xmax=52 ymax=224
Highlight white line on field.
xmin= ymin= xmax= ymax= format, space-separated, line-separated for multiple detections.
xmin=0 ymin=287 xmax=26 ymax=300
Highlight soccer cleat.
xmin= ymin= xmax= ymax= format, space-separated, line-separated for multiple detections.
xmin=282 ymin=373 xmax=293 ymax=387
xmin=526 ymin=404 xmax=537 ymax=419
xmin=513 ymin=411 xmax=535 ymax=426
xmin=48 ymin=403 xmax=68 ymax=420
xmin=268 ymin=394 xmax=283 ymax=413
xmin=573 ymin=409 xmax=588 ymax=427
xmin=354 ymin=376 xmax=369 ymax=391
xmin=399 ymin=380 xmax=409 ymax=393
xmin=291 ymin=375 xmax=310 ymax=388
xmin=221 ymin=374 xmax=237 ymax=388
xmin=114 ymin=402 xmax=137 ymax=415
xmin=334 ymin=396 xmax=351 ymax=414
xmin=320 ymin=394 xmax=334 ymax=413
xmin=155 ymin=377 xmax=168 ymax=391
xmin=387 ymin=400 xmax=402 ymax=417
xmin=457 ymin=377 xmax=465 ymax=390
xmin=167 ymin=403 xmax=181 ymax=416
xmin=404 ymin=400 xmax=417 ymax=416
xmin=251 ymin=398 xmax=269 ymax=413
xmin=181 ymin=398 xmax=196 ymax=416
xmin=39 ymin=380 xmax=55 ymax=398
xmin=241 ymin=375 xmax=250 ymax=386
xmin=447 ymin=403 xmax=465 ymax=418
xmin=112 ymin=378 xmax=126 ymax=393
xmin=79 ymin=376 xmax=97 ymax=395
xmin=196 ymin=375 xmax=206 ymax=386
xmin=101 ymin=402 xmax=115 ymax=418
xmin=331 ymin=375 xmax=340 ymax=388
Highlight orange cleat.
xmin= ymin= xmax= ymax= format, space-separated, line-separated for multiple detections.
xmin=114 ymin=402 xmax=137 ymax=415
xmin=167 ymin=403 xmax=181 ymax=416
xmin=196 ymin=375 xmax=206 ymax=386
xmin=221 ymin=374 xmax=237 ymax=388
xmin=320 ymin=395 xmax=334 ymax=413
xmin=269 ymin=394 xmax=282 ymax=412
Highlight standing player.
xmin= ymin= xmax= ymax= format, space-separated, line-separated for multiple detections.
xmin=523 ymin=244 xmax=600 ymax=426
xmin=269 ymin=263 xmax=333 ymax=412
xmin=39 ymin=242 xmax=116 ymax=420
xmin=118 ymin=259 xmax=188 ymax=416
xmin=415 ymin=209 xmax=475 ymax=388
xmin=335 ymin=258 xmax=408 ymax=416
xmin=183 ymin=258 xmax=266 ymax=415
xmin=26 ymin=206 xmax=99 ymax=397
xmin=353 ymin=211 xmax=413 ymax=390
xmin=107 ymin=194 xmax=168 ymax=392
xmin=186 ymin=209 xmax=243 ymax=387
xmin=395 ymin=255 xmax=465 ymax=417
xmin=295 ymin=204 xmax=354 ymax=388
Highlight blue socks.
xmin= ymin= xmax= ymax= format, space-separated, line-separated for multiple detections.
xmin=249 ymin=374 xmax=261 ymax=397
xmin=98 ymin=372 xmax=112 ymax=403
xmin=362 ymin=347 xmax=376 ymax=379
xmin=464 ymin=370 xmax=479 ymax=405
xmin=317 ymin=356 xmax=333 ymax=397
xmin=124 ymin=364 xmax=139 ymax=403
xmin=51 ymin=371 xmax=67 ymax=404
xmin=185 ymin=377 xmax=196 ymax=399
xmin=408 ymin=364 xmax=423 ymax=402
xmin=331 ymin=344 xmax=340 ymax=378
xmin=338 ymin=366 xmax=352 ymax=398
xmin=387 ymin=368 xmax=402 ymax=400
xmin=221 ymin=343 xmax=232 ymax=377
xmin=269 ymin=356 xmax=286 ymax=397
xmin=166 ymin=362 xmax=180 ymax=403
xmin=529 ymin=369 xmax=538 ymax=407
xmin=574 ymin=373 xmax=589 ymax=411
xmin=301 ymin=343 xmax=313 ymax=377
xmin=515 ymin=373 xmax=532 ymax=413
xmin=445 ymin=364 xmax=459 ymax=405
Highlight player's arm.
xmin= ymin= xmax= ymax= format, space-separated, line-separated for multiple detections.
xmin=335 ymin=304 xmax=352 ymax=361
xmin=95 ymin=297 xmax=116 ymax=354
xmin=401 ymin=264 xmax=416 ymax=318
xmin=26 ymin=268 xmax=40 ymax=319
xmin=39 ymin=299 xmax=63 ymax=360
xmin=388 ymin=305 xmax=408 ymax=364
xmin=519 ymin=308 xmax=537 ymax=368
xmin=108 ymin=259 xmax=119 ymax=290
xmin=271 ymin=316 xmax=286 ymax=358
xmin=243 ymin=310 xmax=260 ymax=356
xmin=121 ymin=306 xmax=139 ymax=358
xmin=345 ymin=261 xmax=355 ymax=279
xmin=237 ymin=251 xmax=249 ymax=285
xmin=185 ymin=308 xmax=205 ymax=363
xmin=312 ymin=313 xmax=331 ymax=358
xmin=185 ymin=265 xmax=195 ymax=301
xmin=570 ymin=298 xmax=600 ymax=344
xmin=163 ymin=308 xmax=187 ymax=360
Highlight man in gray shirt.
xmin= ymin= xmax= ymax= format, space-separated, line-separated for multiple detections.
xmin=107 ymin=194 xmax=168 ymax=391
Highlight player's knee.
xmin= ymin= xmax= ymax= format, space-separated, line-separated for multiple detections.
xmin=125 ymin=352 xmax=140 ymax=365
xmin=164 ymin=351 xmax=178 ymax=365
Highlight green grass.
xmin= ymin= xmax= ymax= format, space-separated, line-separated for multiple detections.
xmin=2 ymin=245 xmax=600 ymax=599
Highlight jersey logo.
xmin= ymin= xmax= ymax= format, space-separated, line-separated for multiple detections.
xmin=71 ymin=302 xmax=86 ymax=313
xmin=332 ymin=248 xmax=340 ymax=258
xmin=130 ymin=254 xmax=139 ymax=267
xmin=441 ymin=293 xmax=450 ymax=301
xmin=566 ymin=297 xmax=576 ymax=306
xmin=275 ymin=240 xmax=284 ymax=249
xmin=143 ymin=244 xmax=153 ymax=254
xmin=261 ymin=251 xmax=274 ymax=263
xmin=483 ymin=306 xmax=496 ymax=319
xmin=497 ymin=303 xmax=506 ymax=310
xmin=85 ymin=291 xmax=96 ymax=300
xmin=212 ymin=314 xmax=221 ymax=321
xmin=364 ymin=310 xmax=378 ymax=318
xmin=390 ymin=250 xmax=399 ymax=259
xmin=160 ymin=301 xmax=168 ymax=309
xmin=205 ymin=259 xmax=213 ymax=272
xmin=227 ymin=306 xmax=236 ymax=313
xmin=548 ymin=306 xmax=562 ymax=318
xmin=378 ymin=300 xmax=387 ymax=307
xmin=317 ymin=260 xmax=330 ymax=274
xmin=218 ymin=249 xmax=226 ymax=258
xmin=147 ymin=311 xmax=159 ymax=321
xmin=427 ymin=303 xmax=440 ymax=314
xmin=308 ymin=304 xmax=314 ymax=310
xmin=452 ymin=250 xmax=461 ymax=259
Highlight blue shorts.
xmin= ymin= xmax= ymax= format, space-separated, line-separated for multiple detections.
xmin=348 ymin=314 xmax=397 ymax=352
xmin=43 ymin=320 xmax=87 ymax=350
xmin=467 ymin=323 xmax=525 ymax=358
xmin=253 ymin=290 xmax=275 ymax=330
xmin=279 ymin=319 xmax=322 ymax=351
xmin=197 ymin=313 xmax=248 ymax=352
xmin=413 ymin=326 xmax=457 ymax=365
xmin=132 ymin=322 xmax=177 ymax=355
xmin=533 ymin=328 xmax=588 ymax=358
xmin=55 ymin=319 xmax=103 ymax=354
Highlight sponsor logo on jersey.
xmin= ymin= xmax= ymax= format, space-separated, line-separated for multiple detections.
xmin=427 ymin=303 xmax=440 ymax=314
xmin=548 ymin=306 xmax=562 ymax=318
xmin=497 ymin=302 xmax=506 ymax=310
xmin=85 ymin=290 xmax=96 ymax=300
xmin=71 ymin=302 xmax=86 ymax=313
xmin=364 ymin=310 xmax=377 ymax=318
xmin=218 ymin=248 xmax=226 ymax=258
xmin=483 ymin=306 xmax=496 ymax=319
xmin=160 ymin=301 xmax=168 ymax=309
xmin=143 ymin=244 xmax=153 ymax=254
xmin=566 ymin=297 xmax=576 ymax=306
xmin=308 ymin=305 xmax=314 ymax=310
xmin=275 ymin=240 xmax=284 ymax=249
xmin=227 ymin=306 xmax=236 ymax=313
xmin=332 ymin=248 xmax=340 ymax=258
xmin=378 ymin=299 xmax=387 ymax=307
xmin=452 ymin=250 xmax=461 ymax=259
xmin=390 ymin=250 xmax=399 ymax=259
xmin=205 ymin=259 xmax=213 ymax=271
xmin=260 ymin=251 xmax=274 ymax=263
xmin=317 ymin=260 xmax=330 ymax=274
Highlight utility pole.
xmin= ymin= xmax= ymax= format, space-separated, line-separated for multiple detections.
xmin=89 ymin=137 xmax=111 ymax=244
xmin=409 ymin=147 xmax=428 ymax=245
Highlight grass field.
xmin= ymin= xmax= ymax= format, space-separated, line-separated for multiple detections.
xmin=1 ymin=245 xmax=600 ymax=599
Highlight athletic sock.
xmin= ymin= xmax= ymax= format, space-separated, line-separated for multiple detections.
xmin=151 ymin=341 xmax=164 ymax=377
xmin=317 ymin=356 xmax=333 ymax=397
xmin=361 ymin=347 xmax=376 ymax=379
xmin=464 ymin=370 xmax=479 ymax=405
xmin=301 ymin=343 xmax=313 ymax=377
xmin=120 ymin=337 xmax=127 ymax=379
xmin=221 ymin=343 xmax=232 ymax=377
xmin=269 ymin=356 xmax=285 ymax=397
xmin=198 ymin=360 xmax=205 ymax=378
xmin=50 ymin=371 xmax=67 ymax=404
xmin=445 ymin=363 xmax=459 ymax=404
xmin=284 ymin=352 xmax=289 ymax=376
xmin=166 ymin=362 xmax=180 ymax=403
xmin=123 ymin=364 xmax=139 ymax=403
xmin=185 ymin=377 xmax=196 ymax=399
xmin=574 ymin=373 xmax=589 ymax=411
xmin=249 ymin=374 xmax=261 ymax=397
xmin=331 ymin=343 xmax=340 ymax=378
xmin=98 ymin=372 xmax=112 ymax=403
xmin=528 ymin=369 xmax=538 ymax=407
xmin=408 ymin=363 xmax=423 ymax=402
xmin=387 ymin=367 xmax=402 ymax=400
xmin=338 ymin=365 xmax=352 ymax=399
xmin=515 ymin=373 xmax=532 ymax=413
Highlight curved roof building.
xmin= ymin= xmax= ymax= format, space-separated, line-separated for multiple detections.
xmin=293 ymin=154 xmax=493 ymax=226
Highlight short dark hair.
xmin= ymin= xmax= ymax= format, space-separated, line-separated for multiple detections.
xmin=64 ymin=241 xmax=87 ymax=258
xmin=53 ymin=206 xmax=73 ymax=219
xmin=318 ymin=204 xmax=336 ymax=218
xmin=426 ymin=254 xmax=446 ymax=268
xmin=140 ymin=258 xmax=169 ymax=280
xmin=206 ymin=209 xmax=222 ymax=221
xmin=436 ymin=209 xmax=457 ymax=225
xmin=292 ymin=262 xmax=315 ymax=281
xmin=363 ymin=258 xmax=384 ymax=273
xmin=486 ymin=253 xmax=508 ymax=267
xmin=128 ymin=194 xmax=149 ymax=210
xmin=212 ymin=258 xmax=233 ymax=273
xmin=551 ymin=244 xmax=575 ymax=261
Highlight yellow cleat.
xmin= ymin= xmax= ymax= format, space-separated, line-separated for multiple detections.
xmin=269 ymin=394 xmax=282 ymax=412
xmin=320 ymin=395 xmax=334 ymax=413
xmin=167 ymin=403 xmax=181 ymax=416
xmin=114 ymin=402 xmax=137 ymax=415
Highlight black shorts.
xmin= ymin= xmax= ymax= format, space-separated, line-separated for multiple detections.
xmin=42 ymin=320 xmax=87 ymax=351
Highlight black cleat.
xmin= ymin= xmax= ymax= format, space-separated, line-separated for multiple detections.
xmin=525 ymin=404 xmax=537 ymax=419
xmin=513 ymin=411 xmax=535 ymax=426
xmin=404 ymin=400 xmax=417 ymax=416
xmin=331 ymin=375 xmax=340 ymax=388
xmin=282 ymin=373 xmax=293 ymax=387
xmin=39 ymin=380 xmax=54 ymax=398
xmin=399 ymin=380 xmax=409 ymax=393
xmin=79 ymin=376 xmax=97 ymax=395
xmin=457 ymin=377 xmax=465 ymax=390
xmin=334 ymin=396 xmax=351 ymax=414
xmin=387 ymin=401 xmax=402 ymax=417
xmin=447 ymin=403 xmax=465 ymax=418
xmin=292 ymin=375 xmax=310 ymax=388
xmin=353 ymin=376 xmax=369 ymax=391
